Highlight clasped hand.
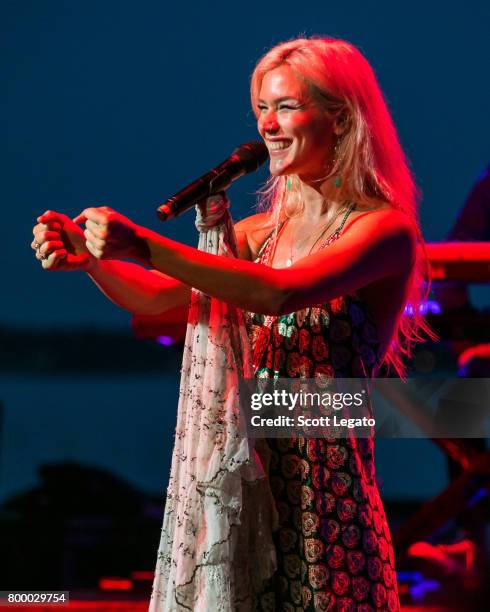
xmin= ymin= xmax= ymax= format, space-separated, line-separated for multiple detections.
xmin=32 ymin=195 xmax=226 ymax=271
xmin=31 ymin=206 xmax=146 ymax=271
xmin=75 ymin=206 xmax=144 ymax=262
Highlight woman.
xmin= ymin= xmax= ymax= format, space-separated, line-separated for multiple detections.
xmin=32 ymin=37 xmax=429 ymax=611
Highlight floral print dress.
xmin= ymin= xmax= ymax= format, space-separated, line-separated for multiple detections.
xmin=246 ymin=220 xmax=400 ymax=612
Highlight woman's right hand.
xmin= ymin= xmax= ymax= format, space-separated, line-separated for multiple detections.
xmin=31 ymin=210 xmax=96 ymax=271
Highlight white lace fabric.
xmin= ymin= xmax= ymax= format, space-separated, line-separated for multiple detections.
xmin=149 ymin=196 xmax=278 ymax=611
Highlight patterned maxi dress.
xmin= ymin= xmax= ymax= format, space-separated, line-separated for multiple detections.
xmin=247 ymin=217 xmax=401 ymax=612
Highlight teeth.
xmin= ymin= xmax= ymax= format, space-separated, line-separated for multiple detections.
xmin=269 ymin=140 xmax=292 ymax=150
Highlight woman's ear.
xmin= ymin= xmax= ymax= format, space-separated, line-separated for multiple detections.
xmin=333 ymin=109 xmax=350 ymax=136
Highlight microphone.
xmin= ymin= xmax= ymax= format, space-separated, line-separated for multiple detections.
xmin=156 ymin=141 xmax=268 ymax=221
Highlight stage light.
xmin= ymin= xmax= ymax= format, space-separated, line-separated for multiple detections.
xmin=157 ymin=335 xmax=174 ymax=346
xmin=99 ymin=577 xmax=133 ymax=591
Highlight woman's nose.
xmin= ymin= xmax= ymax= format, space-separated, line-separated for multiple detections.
xmin=264 ymin=121 xmax=279 ymax=133
xmin=260 ymin=114 xmax=280 ymax=133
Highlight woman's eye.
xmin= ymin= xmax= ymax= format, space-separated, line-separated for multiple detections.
xmin=279 ymin=104 xmax=301 ymax=111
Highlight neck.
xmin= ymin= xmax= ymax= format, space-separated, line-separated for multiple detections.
xmin=296 ymin=178 xmax=344 ymax=223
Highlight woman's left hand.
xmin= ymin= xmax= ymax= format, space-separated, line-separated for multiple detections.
xmin=74 ymin=206 xmax=149 ymax=263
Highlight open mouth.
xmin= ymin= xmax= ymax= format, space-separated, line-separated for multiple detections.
xmin=268 ymin=139 xmax=293 ymax=152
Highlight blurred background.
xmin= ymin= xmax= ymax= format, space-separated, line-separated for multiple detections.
xmin=2 ymin=0 xmax=489 ymax=609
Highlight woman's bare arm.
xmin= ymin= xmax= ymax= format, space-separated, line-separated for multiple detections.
xmin=85 ymin=260 xmax=190 ymax=315
xmin=85 ymin=217 xmax=255 ymax=315
xmin=33 ymin=209 xmax=254 ymax=316
xmin=81 ymin=207 xmax=417 ymax=316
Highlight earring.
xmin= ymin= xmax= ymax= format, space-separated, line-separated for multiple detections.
xmin=286 ymin=176 xmax=292 ymax=190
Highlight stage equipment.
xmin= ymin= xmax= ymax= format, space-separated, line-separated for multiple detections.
xmin=426 ymin=242 xmax=490 ymax=281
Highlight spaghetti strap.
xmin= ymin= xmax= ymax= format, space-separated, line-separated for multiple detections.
xmin=316 ymin=202 xmax=357 ymax=251
xmin=255 ymin=220 xmax=286 ymax=262
xmin=256 ymin=202 xmax=355 ymax=264
xmin=337 ymin=201 xmax=356 ymax=234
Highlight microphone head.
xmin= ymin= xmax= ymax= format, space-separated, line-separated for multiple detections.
xmin=233 ymin=141 xmax=269 ymax=173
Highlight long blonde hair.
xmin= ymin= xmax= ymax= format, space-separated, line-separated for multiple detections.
xmin=250 ymin=37 xmax=433 ymax=377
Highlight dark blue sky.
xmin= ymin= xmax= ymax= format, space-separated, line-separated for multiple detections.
xmin=4 ymin=0 xmax=490 ymax=328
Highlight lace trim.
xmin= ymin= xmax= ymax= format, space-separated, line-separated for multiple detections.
xmin=149 ymin=211 xmax=278 ymax=611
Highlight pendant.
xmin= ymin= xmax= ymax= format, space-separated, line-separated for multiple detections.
xmin=286 ymin=258 xmax=292 ymax=267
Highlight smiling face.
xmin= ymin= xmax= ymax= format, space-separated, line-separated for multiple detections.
xmin=257 ymin=65 xmax=339 ymax=183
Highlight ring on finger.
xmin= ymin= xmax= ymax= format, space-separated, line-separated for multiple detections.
xmin=33 ymin=241 xmax=40 ymax=249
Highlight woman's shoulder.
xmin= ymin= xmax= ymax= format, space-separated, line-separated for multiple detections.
xmin=234 ymin=211 xmax=277 ymax=261
xmin=345 ymin=203 xmax=417 ymax=241
xmin=340 ymin=204 xmax=418 ymax=280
